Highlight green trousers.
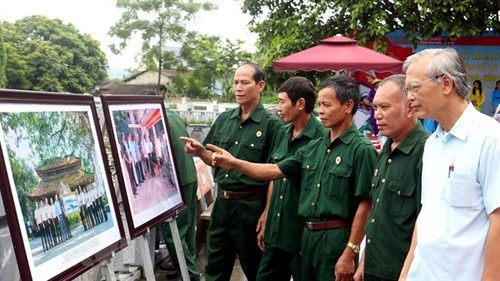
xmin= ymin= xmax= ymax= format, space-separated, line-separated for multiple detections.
xmin=256 ymin=244 xmax=301 ymax=281
xmin=160 ymin=181 xmax=200 ymax=281
xmin=301 ymin=226 xmax=352 ymax=281
xmin=204 ymin=195 xmax=265 ymax=281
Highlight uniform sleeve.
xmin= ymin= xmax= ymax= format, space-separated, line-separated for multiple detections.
xmin=277 ymin=145 xmax=305 ymax=187
xmin=202 ymin=116 xmax=220 ymax=146
xmin=353 ymin=142 xmax=377 ymax=198
xmin=268 ymin=116 xmax=284 ymax=147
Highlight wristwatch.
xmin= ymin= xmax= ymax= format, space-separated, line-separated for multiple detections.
xmin=346 ymin=242 xmax=360 ymax=254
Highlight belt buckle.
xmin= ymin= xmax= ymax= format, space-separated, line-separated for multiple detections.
xmin=306 ymin=221 xmax=313 ymax=230
xmin=222 ymin=190 xmax=228 ymax=199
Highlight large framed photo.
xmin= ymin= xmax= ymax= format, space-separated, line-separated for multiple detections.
xmin=100 ymin=95 xmax=184 ymax=238
xmin=0 ymin=89 xmax=127 ymax=281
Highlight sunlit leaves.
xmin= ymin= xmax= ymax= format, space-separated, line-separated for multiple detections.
xmin=1 ymin=16 xmax=108 ymax=93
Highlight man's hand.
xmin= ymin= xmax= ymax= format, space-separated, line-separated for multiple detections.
xmin=334 ymin=250 xmax=355 ymax=281
xmin=256 ymin=211 xmax=267 ymax=251
xmin=179 ymin=137 xmax=204 ymax=156
xmin=206 ymin=144 xmax=236 ymax=169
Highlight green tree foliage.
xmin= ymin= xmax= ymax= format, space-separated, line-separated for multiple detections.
xmin=0 ymin=111 xmax=95 ymax=172
xmin=1 ymin=16 xmax=108 ymax=93
xmin=169 ymin=32 xmax=253 ymax=100
xmin=108 ymin=0 xmax=216 ymax=90
xmin=0 ymin=25 xmax=6 ymax=88
xmin=242 ymin=0 xmax=499 ymax=83
xmin=8 ymin=147 xmax=39 ymax=224
xmin=1 ymin=110 xmax=97 ymax=224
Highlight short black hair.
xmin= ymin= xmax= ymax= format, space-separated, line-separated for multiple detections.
xmin=319 ymin=76 xmax=360 ymax=115
xmin=279 ymin=76 xmax=317 ymax=113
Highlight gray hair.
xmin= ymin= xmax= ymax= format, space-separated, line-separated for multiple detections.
xmin=379 ymin=74 xmax=407 ymax=102
xmin=402 ymin=48 xmax=470 ymax=99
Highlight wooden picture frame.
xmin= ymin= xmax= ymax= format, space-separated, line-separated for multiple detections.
xmin=0 ymin=89 xmax=127 ymax=281
xmin=100 ymin=95 xmax=184 ymax=239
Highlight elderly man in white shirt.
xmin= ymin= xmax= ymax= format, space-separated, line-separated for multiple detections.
xmin=399 ymin=48 xmax=500 ymax=281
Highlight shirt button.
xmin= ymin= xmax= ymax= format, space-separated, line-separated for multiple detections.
xmin=374 ymin=169 xmax=378 ymax=176
xmin=279 ymin=195 xmax=283 ymax=200
xmin=371 ymin=183 xmax=375 ymax=187
xmin=381 ymin=178 xmax=385 ymax=183
xmin=235 ymin=141 xmax=239 ymax=145
xmin=367 ymin=239 xmax=371 ymax=244
xmin=306 ymin=165 xmax=310 ymax=169
xmin=371 ymin=219 xmax=375 ymax=224
xmin=251 ymin=144 xmax=254 ymax=147
xmin=376 ymin=198 xmax=380 ymax=203
xmin=388 ymin=159 xmax=392 ymax=164
xmin=311 ymin=202 xmax=315 ymax=206
xmin=239 ymin=125 xmax=242 ymax=129
xmin=317 ymin=183 xmax=320 ymax=188
xmin=277 ymin=213 xmax=280 ymax=217
xmin=398 ymin=190 xmax=401 ymax=196
xmin=225 ymin=174 xmax=229 ymax=178
xmin=283 ymin=178 xmax=287 ymax=182
xmin=274 ymin=156 xmax=278 ymax=160
xmin=326 ymin=149 xmax=331 ymax=153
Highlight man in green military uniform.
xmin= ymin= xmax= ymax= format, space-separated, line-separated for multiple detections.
xmin=181 ymin=62 xmax=283 ymax=281
xmin=354 ymin=75 xmax=429 ymax=281
xmin=159 ymin=108 xmax=201 ymax=281
xmin=256 ymin=76 xmax=326 ymax=281
xmin=210 ymin=76 xmax=377 ymax=281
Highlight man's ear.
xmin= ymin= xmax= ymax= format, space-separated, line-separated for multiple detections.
xmin=441 ymin=75 xmax=453 ymax=96
xmin=344 ymin=99 xmax=354 ymax=114
xmin=258 ymin=80 xmax=266 ymax=93
xmin=406 ymin=100 xmax=415 ymax=117
xmin=297 ymin=97 xmax=306 ymax=110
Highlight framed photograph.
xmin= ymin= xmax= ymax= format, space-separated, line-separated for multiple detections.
xmin=0 ymin=89 xmax=127 ymax=281
xmin=100 ymin=95 xmax=184 ymax=239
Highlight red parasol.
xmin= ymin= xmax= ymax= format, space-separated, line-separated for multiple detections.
xmin=273 ymin=34 xmax=403 ymax=73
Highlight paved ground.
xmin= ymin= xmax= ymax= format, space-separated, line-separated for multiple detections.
xmin=155 ymin=242 xmax=247 ymax=281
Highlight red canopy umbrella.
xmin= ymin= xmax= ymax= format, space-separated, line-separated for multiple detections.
xmin=273 ymin=34 xmax=403 ymax=73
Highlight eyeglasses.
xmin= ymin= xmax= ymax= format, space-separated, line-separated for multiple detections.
xmin=405 ymin=76 xmax=442 ymax=95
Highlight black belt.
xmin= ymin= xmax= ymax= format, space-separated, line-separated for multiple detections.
xmin=305 ymin=219 xmax=350 ymax=231
xmin=218 ymin=188 xmax=262 ymax=199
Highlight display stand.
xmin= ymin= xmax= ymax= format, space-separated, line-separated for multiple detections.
xmin=137 ymin=229 xmax=156 ymax=281
xmin=167 ymin=217 xmax=190 ymax=281
xmin=99 ymin=258 xmax=117 ymax=281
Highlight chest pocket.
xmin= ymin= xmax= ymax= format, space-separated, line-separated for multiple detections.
xmin=382 ymin=178 xmax=417 ymax=217
xmin=270 ymin=152 xmax=286 ymax=164
xmin=302 ymin=161 xmax=318 ymax=192
xmin=445 ymin=176 xmax=481 ymax=209
xmin=327 ymin=164 xmax=352 ymax=199
xmin=240 ymin=138 xmax=265 ymax=162
xmin=213 ymin=136 xmax=231 ymax=149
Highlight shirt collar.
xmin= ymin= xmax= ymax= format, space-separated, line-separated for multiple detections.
xmin=435 ymin=103 xmax=475 ymax=142
xmin=287 ymin=116 xmax=323 ymax=140
xmin=229 ymin=102 xmax=266 ymax=123
xmin=323 ymin=124 xmax=359 ymax=145
xmin=382 ymin=123 xmax=428 ymax=155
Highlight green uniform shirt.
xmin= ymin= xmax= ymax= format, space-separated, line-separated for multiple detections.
xmin=166 ymin=109 xmax=197 ymax=186
xmin=203 ymin=102 xmax=283 ymax=190
xmin=364 ymin=123 xmax=429 ymax=280
xmin=277 ymin=125 xmax=377 ymax=221
xmin=265 ymin=116 xmax=326 ymax=252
